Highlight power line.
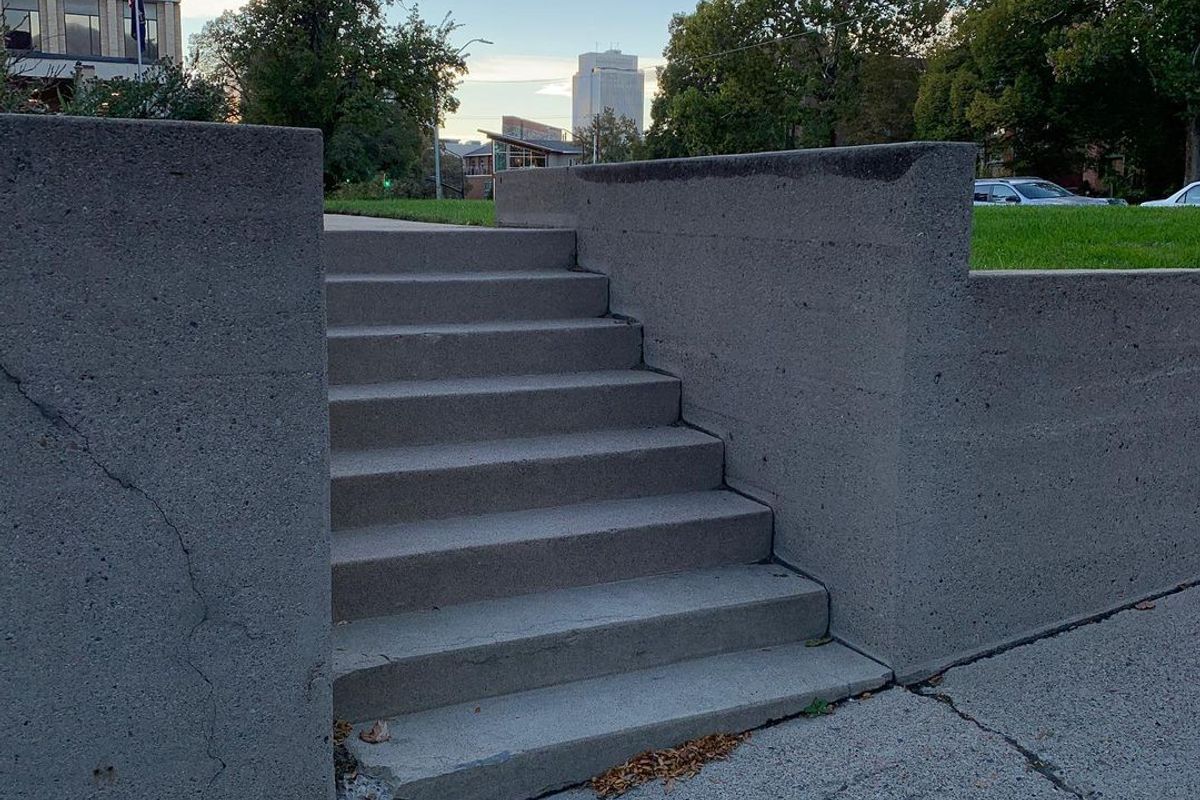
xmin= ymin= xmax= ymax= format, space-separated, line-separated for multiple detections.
xmin=458 ymin=16 xmax=866 ymax=86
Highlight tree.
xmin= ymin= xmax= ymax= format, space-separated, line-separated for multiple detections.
xmin=191 ymin=0 xmax=466 ymax=189
xmin=573 ymin=108 xmax=643 ymax=164
xmin=1051 ymin=0 xmax=1200 ymax=183
xmin=63 ymin=62 xmax=230 ymax=121
xmin=645 ymin=0 xmax=950 ymax=158
xmin=915 ymin=0 xmax=1185 ymax=196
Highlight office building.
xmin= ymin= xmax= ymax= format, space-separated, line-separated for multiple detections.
xmin=2 ymin=0 xmax=183 ymax=81
xmin=571 ymin=50 xmax=644 ymax=134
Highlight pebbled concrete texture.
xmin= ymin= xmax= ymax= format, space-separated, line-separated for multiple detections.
xmin=543 ymin=583 xmax=1200 ymax=800
xmin=496 ymin=144 xmax=1200 ymax=680
xmin=548 ymin=688 xmax=1063 ymax=800
xmin=926 ymin=584 xmax=1200 ymax=800
xmin=0 ymin=115 xmax=331 ymax=799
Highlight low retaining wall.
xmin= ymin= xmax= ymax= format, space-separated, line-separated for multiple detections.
xmin=0 ymin=115 xmax=332 ymax=797
xmin=496 ymin=144 xmax=1200 ymax=680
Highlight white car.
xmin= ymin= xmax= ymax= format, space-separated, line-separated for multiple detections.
xmin=973 ymin=178 xmax=1124 ymax=206
xmin=1142 ymin=182 xmax=1200 ymax=207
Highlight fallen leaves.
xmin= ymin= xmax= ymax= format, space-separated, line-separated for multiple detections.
xmin=333 ymin=719 xmax=353 ymax=746
xmin=590 ymin=732 xmax=750 ymax=798
xmin=359 ymin=720 xmax=391 ymax=744
xmin=1134 ymin=600 xmax=1157 ymax=611
xmin=804 ymin=635 xmax=833 ymax=648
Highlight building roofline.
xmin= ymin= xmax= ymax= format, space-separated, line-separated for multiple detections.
xmin=478 ymin=129 xmax=582 ymax=155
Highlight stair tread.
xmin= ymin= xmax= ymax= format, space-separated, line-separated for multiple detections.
xmin=328 ymin=369 xmax=677 ymax=404
xmin=330 ymin=426 xmax=719 ymax=479
xmin=333 ymin=563 xmax=819 ymax=672
xmin=328 ymin=317 xmax=634 ymax=339
xmin=333 ymin=490 xmax=766 ymax=561
xmin=326 ymin=270 xmax=602 ymax=284
xmin=343 ymin=641 xmax=890 ymax=790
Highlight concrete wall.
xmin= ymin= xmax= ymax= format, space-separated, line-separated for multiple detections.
xmin=0 ymin=115 xmax=331 ymax=798
xmin=495 ymin=144 xmax=1200 ymax=681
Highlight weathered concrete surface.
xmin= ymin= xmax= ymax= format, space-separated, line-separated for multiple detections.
xmin=496 ymin=145 xmax=1200 ymax=680
xmin=927 ymin=584 xmax=1200 ymax=800
xmin=547 ymin=689 xmax=1064 ymax=800
xmin=0 ymin=115 xmax=331 ymax=798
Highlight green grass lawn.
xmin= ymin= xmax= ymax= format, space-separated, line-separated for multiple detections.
xmin=323 ymin=199 xmax=1199 ymax=270
xmin=324 ymin=198 xmax=495 ymax=226
xmin=971 ymin=206 xmax=1200 ymax=269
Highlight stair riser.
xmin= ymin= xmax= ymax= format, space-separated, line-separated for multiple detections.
xmin=328 ymin=324 xmax=641 ymax=385
xmin=325 ymin=229 xmax=576 ymax=274
xmin=329 ymin=379 xmax=680 ymax=450
xmin=387 ymin=688 xmax=851 ymax=800
xmin=330 ymin=441 xmax=723 ymax=528
xmin=325 ymin=275 xmax=607 ymax=326
xmin=334 ymin=594 xmax=827 ymax=721
xmin=332 ymin=509 xmax=771 ymax=619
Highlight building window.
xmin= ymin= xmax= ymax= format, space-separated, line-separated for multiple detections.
xmin=507 ymin=145 xmax=547 ymax=169
xmin=2 ymin=0 xmax=41 ymax=50
xmin=64 ymin=0 xmax=102 ymax=56
xmin=123 ymin=1 xmax=159 ymax=60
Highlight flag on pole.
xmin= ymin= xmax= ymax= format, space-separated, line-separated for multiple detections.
xmin=128 ymin=0 xmax=146 ymax=53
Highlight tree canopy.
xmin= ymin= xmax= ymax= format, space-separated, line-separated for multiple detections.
xmin=573 ymin=108 xmax=644 ymax=164
xmin=645 ymin=0 xmax=950 ymax=158
xmin=915 ymin=0 xmax=1195 ymax=192
xmin=191 ymin=0 xmax=466 ymax=189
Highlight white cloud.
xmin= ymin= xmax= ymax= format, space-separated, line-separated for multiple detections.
xmin=461 ymin=54 xmax=577 ymax=84
xmin=535 ymin=80 xmax=572 ymax=98
xmin=179 ymin=0 xmax=245 ymax=21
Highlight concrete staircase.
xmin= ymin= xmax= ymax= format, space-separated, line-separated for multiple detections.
xmin=324 ymin=225 xmax=890 ymax=800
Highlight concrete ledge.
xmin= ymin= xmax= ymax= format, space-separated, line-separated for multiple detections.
xmin=496 ymin=143 xmax=1200 ymax=678
xmin=0 ymin=115 xmax=332 ymax=799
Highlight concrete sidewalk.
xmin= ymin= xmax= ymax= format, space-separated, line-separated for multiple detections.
xmin=551 ymin=584 xmax=1200 ymax=800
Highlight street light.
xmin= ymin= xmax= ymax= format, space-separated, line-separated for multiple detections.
xmin=434 ymin=38 xmax=493 ymax=200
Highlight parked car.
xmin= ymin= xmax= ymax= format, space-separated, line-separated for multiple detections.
xmin=973 ymin=178 xmax=1126 ymax=206
xmin=1141 ymin=182 xmax=1200 ymax=207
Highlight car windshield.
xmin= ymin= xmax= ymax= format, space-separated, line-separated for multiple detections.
xmin=1015 ymin=181 xmax=1073 ymax=199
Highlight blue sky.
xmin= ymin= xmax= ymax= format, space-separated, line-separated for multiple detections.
xmin=180 ymin=0 xmax=690 ymax=141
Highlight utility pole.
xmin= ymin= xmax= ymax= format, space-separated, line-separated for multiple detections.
xmin=434 ymin=37 xmax=492 ymax=200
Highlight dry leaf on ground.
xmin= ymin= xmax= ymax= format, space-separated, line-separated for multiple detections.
xmin=1134 ymin=600 xmax=1157 ymax=611
xmin=333 ymin=719 xmax=353 ymax=746
xmin=359 ymin=720 xmax=391 ymax=744
xmin=590 ymin=732 xmax=749 ymax=798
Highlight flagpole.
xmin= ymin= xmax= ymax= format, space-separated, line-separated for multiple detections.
xmin=135 ymin=4 xmax=143 ymax=80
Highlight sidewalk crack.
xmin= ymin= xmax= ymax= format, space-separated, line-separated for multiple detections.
xmin=911 ymin=687 xmax=1092 ymax=799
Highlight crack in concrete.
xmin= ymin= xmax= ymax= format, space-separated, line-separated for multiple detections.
xmin=1 ymin=362 xmax=228 ymax=784
xmin=906 ymin=577 xmax=1200 ymax=683
xmin=911 ymin=687 xmax=1092 ymax=799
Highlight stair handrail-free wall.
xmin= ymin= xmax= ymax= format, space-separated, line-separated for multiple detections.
xmin=0 ymin=114 xmax=332 ymax=799
xmin=496 ymin=143 xmax=1200 ymax=681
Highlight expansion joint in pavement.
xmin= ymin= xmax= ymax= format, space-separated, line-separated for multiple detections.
xmin=910 ymin=688 xmax=1092 ymax=799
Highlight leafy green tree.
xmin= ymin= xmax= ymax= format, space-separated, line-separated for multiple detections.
xmin=191 ymin=0 xmax=466 ymax=189
xmin=1051 ymin=0 xmax=1200 ymax=183
xmin=573 ymin=108 xmax=643 ymax=163
xmin=646 ymin=0 xmax=949 ymax=158
xmin=915 ymin=0 xmax=1185 ymax=195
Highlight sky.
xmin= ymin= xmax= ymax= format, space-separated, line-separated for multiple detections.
xmin=178 ymin=0 xmax=689 ymax=142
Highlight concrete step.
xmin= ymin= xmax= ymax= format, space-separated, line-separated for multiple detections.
xmin=325 ymin=271 xmax=608 ymax=326
xmin=333 ymin=564 xmax=827 ymax=721
xmin=342 ymin=641 xmax=891 ymax=800
xmin=328 ymin=370 xmax=680 ymax=450
xmin=327 ymin=318 xmax=641 ymax=385
xmin=332 ymin=490 xmax=772 ymax=620
xmin=329 ymin=427 xmax=723 ymax=529
xmin=324 ymin=227 xmax=575 ymax=274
